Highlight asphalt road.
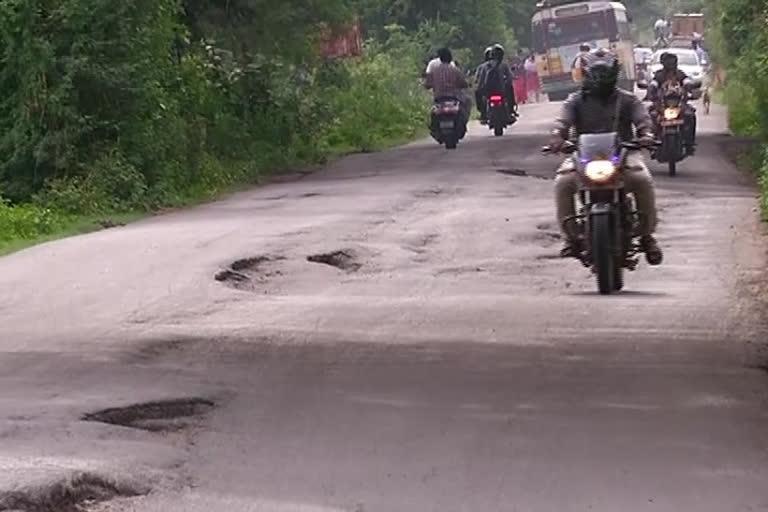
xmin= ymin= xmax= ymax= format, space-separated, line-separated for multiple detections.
xmin=1 ymin=99 xmax=768 ymax=512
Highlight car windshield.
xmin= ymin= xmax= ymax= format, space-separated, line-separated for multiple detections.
xmin=652 ymin=51 xmax=699 ymax=66
xmin=579 ymin=133 xmax=618 ymax=160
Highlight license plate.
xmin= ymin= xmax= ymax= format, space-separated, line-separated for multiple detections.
xmin=439 ymin=120 xmax=454 ymax=128
xmin=661 ymin=119 xmax=683 ymax=126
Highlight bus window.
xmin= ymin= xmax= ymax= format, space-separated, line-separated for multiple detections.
xmin=618 ymin=21 xmax=631 ymax=39
xmin=542 ymin=13 xmax=609 ymax=48
xmin=532 ymin=22 xmax=546 ymax=53
xmin=613 ymin=9 xmax=631 ymax=40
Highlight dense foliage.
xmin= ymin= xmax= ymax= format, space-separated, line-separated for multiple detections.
xmin=0 ymin=0 xmax=430 ymax=243
xmin=709 ymin=0 xmax=768 ymax=215
xmin=0 ymin=0 xmax=726 ymax=246
xmin=0 ymin=0 xmax=551 ymax=246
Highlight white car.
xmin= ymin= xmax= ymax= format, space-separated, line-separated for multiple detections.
xmin=634 ymin=47 xmax=653 ymax=66
xmin=648 ymin=49 xmax=705 ymax=82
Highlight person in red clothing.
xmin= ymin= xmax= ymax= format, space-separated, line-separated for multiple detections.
xmin=524 ymin=53 xmax=540 ymax=103
xmin=511 ymin=49 xmax=527 ymax=105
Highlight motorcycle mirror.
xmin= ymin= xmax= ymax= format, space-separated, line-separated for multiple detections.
xmin=636 ymin=80 xmax=649 ymax=90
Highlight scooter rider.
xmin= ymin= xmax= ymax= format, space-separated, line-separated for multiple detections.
xmin=549 ymin=48 xmax=663 ymax=265
xmin=425 ymin=47 xmax=471 ymax=126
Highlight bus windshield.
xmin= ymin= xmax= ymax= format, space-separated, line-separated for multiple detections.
xmin=532 ymin=9 xmax=630 ymax=53
xmin=538 ymin=13 xmax=610 ymax=49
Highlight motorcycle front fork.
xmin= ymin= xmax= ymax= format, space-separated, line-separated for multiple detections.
xmin=570 ymin=197 xmax=639 ymax=269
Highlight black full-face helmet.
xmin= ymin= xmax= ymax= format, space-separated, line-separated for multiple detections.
xmin=661 ymin=52 xmax=678 ymax=71
xmin=581 ymin=48 xmax=620 ymax=98
xmin=490 ymin=44 xmax=505 ymax=61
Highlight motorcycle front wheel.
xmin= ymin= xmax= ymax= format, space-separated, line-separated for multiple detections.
xmin=613 ymin=264 xmax=624 ymax=291
xmin=591 ymin=213 xmax=615 ymax=295
xmin=664 ymin=132 xmax=681 ymax=177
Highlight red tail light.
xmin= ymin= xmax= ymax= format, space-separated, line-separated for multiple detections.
xmin=489 ymin=95 xmax=503 ymax=105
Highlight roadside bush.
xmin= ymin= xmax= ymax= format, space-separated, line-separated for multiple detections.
xmin=0 ymin=0 xmax=453 ymax=246
xmin=0 ymin=199 xmax=61 ymax=242
xmin=724 ymin=81 xmax=760 ymax=137
xmin=760 ymin=154 xmax=768 ymax=219
xmin=35 ymin=151 xmax=148 ymax=214
xmin=322 ymin=50 xmax=428 ymax=152
xmin=0 ymin=0 xmax=182 ymax=202
xmin=712 ymin=0 xmax=768 ymax=217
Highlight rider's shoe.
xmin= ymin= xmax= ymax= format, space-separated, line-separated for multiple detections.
xmin=640 ymin=235 xmax=663 ymax=266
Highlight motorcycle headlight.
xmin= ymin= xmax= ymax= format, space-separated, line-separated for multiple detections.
xmin=584 ymin=160 xmax=617 ymax=183
xmin=663 ymin=107 xmax=681 ymax=120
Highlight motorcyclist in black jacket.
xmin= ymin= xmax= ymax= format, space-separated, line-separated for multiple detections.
xmin=550 ymin=49 xmax=662 ymax=265
xmin=476 ymin=44 xmax=517 ymax=122
xmin=648 ymin=52 xmax=697 ymax=154
xmin=475 ymin=47 xmax=494 ymax=123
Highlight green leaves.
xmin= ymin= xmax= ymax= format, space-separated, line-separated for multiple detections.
xmin=0 ymin=0 xmax=539 ymax=225
xmin=0 ymin=0 xmax=181 ymax=201
xmin=709 ymin=0 xmax=768 ymax=218
xmin=357 ymin=0 xmax=523 ymax=63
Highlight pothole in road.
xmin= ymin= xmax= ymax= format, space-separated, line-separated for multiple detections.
xmin=435 ymin=265 xmax=487 ymax=276
xmin=307 ymin=250 xmax=362 ymax=272
xmin=532 ymin=231 xmax=562 ymax=246
xmin=403 ymin=233 xmax=439 ymax=255
xmin=215 ymin=255 xmax=285 ymax=290
xmin=535 ymin=253 xmax=563 ymax=261
xmin=0 ymin=472 xmax=147 ymax=512
xmin=496 ymin=168 xmax=552 ymax=180
xmin=96 ymin=219 xmax=126 ymax=229
xmin=515 ymin=223 xmax=562 ymax=248
xmin=83 ymin=398 xmax=216 ymax=433
xmin=414 ymin=187 xmax=444 ymax=197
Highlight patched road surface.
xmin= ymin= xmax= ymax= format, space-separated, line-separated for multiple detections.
xmin=1 ymin=100 xmax=768 ymax=512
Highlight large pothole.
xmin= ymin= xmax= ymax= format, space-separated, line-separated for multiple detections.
xmin=215 ymin=255 xmax=285 ymax=290
xmin=307 ymin=250 xmax=361 ymax=272
xmin=82 ymin=398 xmax=215 ymax=433
xmin=531 ymin=222 xmax=562 ymax=247
xmin=0 ymin=472 xmax=147 ymax=512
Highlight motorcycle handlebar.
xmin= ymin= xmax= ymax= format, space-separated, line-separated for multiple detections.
xmin=542 ymin=139 xmax=659 ymax=155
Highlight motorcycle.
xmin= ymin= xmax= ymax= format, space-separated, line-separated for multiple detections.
xmin=639 ymin=80 xmax=700 ymax=176
xmin=543 ymin=133 xmax=657 ymax=295
xmin=486 ymin=93 xmax=516 ymax=137
xmin=635 ymin=56 xmax=651 ymax=83
xmin=430 ymin=96 xmax=466 ymax=149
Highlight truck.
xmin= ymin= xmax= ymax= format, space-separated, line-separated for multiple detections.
xmin=668 ymin=13 xmax=705 ymax=48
